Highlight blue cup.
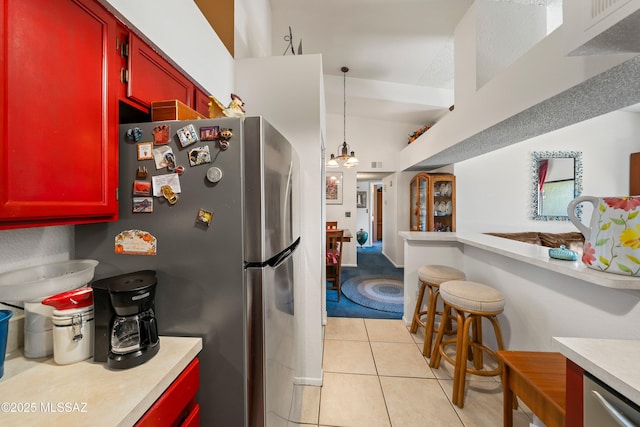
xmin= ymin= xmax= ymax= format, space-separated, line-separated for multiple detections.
xmin=0 ymin=309 xmax=13 ymax=379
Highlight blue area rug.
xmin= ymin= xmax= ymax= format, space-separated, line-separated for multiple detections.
xmin=341 ymin=276 xmax=404 ymax=313
xmin=326 ymin=241 xmax=404 ymax=319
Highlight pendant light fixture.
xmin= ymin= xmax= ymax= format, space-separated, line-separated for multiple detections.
xmin=327 ymin=67 xmax=359 ymax=168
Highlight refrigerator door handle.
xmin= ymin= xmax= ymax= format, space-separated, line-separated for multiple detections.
xmin=266 ymin=237 xmax=301 ymax=268
xmin=244 ymin=237 xmax=301 ymax=269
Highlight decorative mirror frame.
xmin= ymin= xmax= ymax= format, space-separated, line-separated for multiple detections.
xmin=531 ymin=150 xmax=583 ymax=221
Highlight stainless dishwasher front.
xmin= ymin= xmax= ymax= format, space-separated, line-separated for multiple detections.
xmin=584 ymin=372 xmax=640 ymax=427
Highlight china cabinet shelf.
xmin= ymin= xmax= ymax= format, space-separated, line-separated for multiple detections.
xmin=410 ymin=173 xmax=456 ymax=232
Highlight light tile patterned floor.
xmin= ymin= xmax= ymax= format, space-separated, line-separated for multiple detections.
xmin=289 ymin=318 xmax=534 ymax=427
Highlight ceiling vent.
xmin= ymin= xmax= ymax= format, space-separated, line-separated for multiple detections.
xmin=371 ymin=161 xmax=383 ymax=169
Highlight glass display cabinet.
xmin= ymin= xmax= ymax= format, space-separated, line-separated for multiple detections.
xmin=409 ymin=173 xmax=456 ymax=232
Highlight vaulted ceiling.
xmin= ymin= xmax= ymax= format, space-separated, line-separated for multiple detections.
xmin=269 ymin=0 xmax=474 ymax=126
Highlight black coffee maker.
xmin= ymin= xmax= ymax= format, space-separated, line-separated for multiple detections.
xmin=92 ymin=270 xmax=160 ymax=369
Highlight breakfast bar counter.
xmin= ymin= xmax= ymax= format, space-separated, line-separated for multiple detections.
xmin=0 ymin=336 xmax=202 ymax=427
xmin=400 ymin=231 xmax=640 ymax=351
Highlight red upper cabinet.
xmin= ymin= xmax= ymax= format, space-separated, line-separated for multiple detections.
xmin=0 ymin=0 xmax=119 ymax=229
xmin=194 ymin=87 xmax=211 ymax=118
xmin=126 ymin=32 xmax=194 ymax=109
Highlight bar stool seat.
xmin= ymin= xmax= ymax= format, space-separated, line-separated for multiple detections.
xmin=429 ymin=280 xmax=506 ymax=408
xmin=409 ymin=265 xmax=465 ymax=358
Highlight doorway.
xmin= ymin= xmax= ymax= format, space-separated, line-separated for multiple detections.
xmin=375 ymin=186 xmax=382 ymax=241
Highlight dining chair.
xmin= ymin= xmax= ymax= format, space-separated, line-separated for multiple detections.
xmin=326 ymin=221 xmax=338 ymax=230
xmin=326 ymin=229 xmax=345 ymax=301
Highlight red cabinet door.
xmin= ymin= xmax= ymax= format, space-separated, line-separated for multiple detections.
xmin=0 ymin=0 xmax=119 ymax=229
xmin=136 ymin=358 xmax=200 ymax=427
xmin=194 ymin=87 xmax=211 ymax=118
xmin=127 ymin=33 xmax=194 ymax=108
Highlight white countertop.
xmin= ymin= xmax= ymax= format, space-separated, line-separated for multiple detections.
xmin=399 ymin=231 xmax=640 ymax=289
xmin=553 ymin=337 xmax=640 ymax=407
xmin=0 ymin=336 xmax=202 ymax=427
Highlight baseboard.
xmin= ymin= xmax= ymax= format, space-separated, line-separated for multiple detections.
xmin=294 ymin=370 xmax=323 ymax=386
xmin=342 ymin=263 xmax=357 ymax=267
xmin=381 ymin=250 xmax=403 ymax=268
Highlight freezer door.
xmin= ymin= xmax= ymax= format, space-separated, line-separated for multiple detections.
xmin=243 ymin=117 xmax=299 ymax=263
xmin=246 ymin=246 xmax=297 ymax=427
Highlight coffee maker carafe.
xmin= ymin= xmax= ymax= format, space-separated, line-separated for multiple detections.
xmin=92 ymin=270 xmax=159 ymax=369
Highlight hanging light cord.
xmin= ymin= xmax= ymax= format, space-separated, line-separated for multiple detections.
xmin=343 ymin=68 xmax=347 ymax=144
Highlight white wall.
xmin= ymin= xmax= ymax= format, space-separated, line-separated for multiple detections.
xmin=476 ymin=0 xmax=549 ymax=89
xmin=235 ymin=0 xmax=272 ymax=58
xmin=235 ymin=54 xmax=326 ymax=386
xmin=400 ymin=2 xmax=635 ymax=171
xmin=455 ymin=110 xmax=640 ymax=232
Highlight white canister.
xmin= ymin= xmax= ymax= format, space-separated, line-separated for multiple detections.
xmin=51 ymin=307 xmax=94 ymax=365
xmin=23 ymin=301 xmax=54 ymax=359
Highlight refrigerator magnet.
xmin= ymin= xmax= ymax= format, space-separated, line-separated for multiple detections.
xmin=136 ymin=166 xmax=149 ymax=180
xmin=137 ymin=142 xmax=153 ymax=160
xmin=200 ymin=126 xmax=220 ymax=141
xmin=152 ymin=146 xmax=174 ymax=169
xmin=160 ymin=185 xmax=179 ymax=205
xmin=196 ymin=209 xmax=213 ymax=227
xmin=126 ymin=127 xmax=143 ymax=142
xmin=133 ymin=180 xmax=152 ymax=196
xmin=115 ymin=230 xmax=157 ymax=256
xmin=177 ymin=124 xmax=199 ymax=148
xmin=151 ymin=173 xmax=181 ymax=197
xmin=188 ymin=145 xmax=211 ymax=166
xmin=164 ymin=152 xmax=177 ymax=171
xmin=152 ymin=124 xmax=171 ymax=145
xmin=133 ymin=197 xmax=153 ymax=213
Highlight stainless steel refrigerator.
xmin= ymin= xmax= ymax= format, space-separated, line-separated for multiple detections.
xmin=75 ymin=116 xmax=300 ymax=427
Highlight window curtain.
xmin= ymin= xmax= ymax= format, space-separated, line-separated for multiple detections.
xmin=538 ymin=159 xmax=549 ymax=191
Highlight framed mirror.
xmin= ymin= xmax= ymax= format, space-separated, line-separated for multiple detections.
xmin=531 ymin=151 xmax=583 ymax=221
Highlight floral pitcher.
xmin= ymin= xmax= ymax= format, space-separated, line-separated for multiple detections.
xmin=567 ymin=196 xmax=640 ymax=276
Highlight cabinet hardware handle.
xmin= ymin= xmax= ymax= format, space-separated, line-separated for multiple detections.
xmin=592 ymin=390 xmax=636 ymax=427
xmin=120 ymin=68 xmax=129 ymax=84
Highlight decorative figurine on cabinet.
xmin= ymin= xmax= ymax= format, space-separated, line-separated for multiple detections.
xmin=208 ymin=94 xmax=245 ymax=118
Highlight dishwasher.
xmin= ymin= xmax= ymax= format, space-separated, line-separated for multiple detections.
xmin=584 ymin=372 xmax=640 ymax=427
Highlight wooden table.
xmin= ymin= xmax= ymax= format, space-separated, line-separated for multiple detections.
xmin=498 ymin=350 xmax=566 ymax=427
xmin=327 ymin=228 xmax=352 ymax=242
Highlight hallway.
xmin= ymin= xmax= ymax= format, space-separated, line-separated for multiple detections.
xmin=290 ymin=318 xmax=533 ymax=426
xmin=327 ymin=241 xmax=403 ymax=319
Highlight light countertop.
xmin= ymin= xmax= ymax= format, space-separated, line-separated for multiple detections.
xmin=0 ymin=336 xmax=202 ymax=427
xmin=399 ymin=231 xmax=640 ymax=289
xmin=553 ymin=337 xmax=640 ymax=406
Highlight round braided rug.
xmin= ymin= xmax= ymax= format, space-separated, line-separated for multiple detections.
xmin=341 ymin=276 xmax=404 ymax=313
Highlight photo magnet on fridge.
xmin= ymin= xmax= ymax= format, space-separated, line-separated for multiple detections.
xmin=133 ymin=180 xmax=152 ymax=196
xmin=133 ymin=197 xmax=153 ymax=213
xmin=188 ymin=145 xmax=211 ymax=166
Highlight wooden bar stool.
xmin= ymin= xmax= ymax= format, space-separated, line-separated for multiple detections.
xmin=429 ymin=280 xmax=506 ymax=408
xmin=409 ymin=265 xmax=465 ymax=358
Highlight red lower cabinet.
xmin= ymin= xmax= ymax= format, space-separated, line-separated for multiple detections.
xmin=565 ymin=358 xmax=584 ymax=427
xmin=136 ymin=358 xmax=200 ymax=427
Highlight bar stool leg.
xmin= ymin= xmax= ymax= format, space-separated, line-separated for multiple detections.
xmin=471 ymin=316 xmax=483 ymax=369
xmin=429 ymin=301 xmax=452 ymax=369
xmin=454 ymin=312 xmax=474 ymax=408
xmin=422 ymin=285 xmax=438 ymax=357
xmin=410 ymin=280 xmax=427 ymax=334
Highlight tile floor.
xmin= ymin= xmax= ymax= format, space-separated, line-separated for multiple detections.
xmin=289 ymin=317 xmax=534 ymax=427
